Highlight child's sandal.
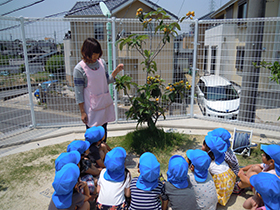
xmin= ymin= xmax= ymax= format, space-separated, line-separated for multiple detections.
xmin=232 ymin=181 xmax=244 ymax=195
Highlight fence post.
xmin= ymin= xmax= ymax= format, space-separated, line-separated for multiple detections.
xmin=112 ymin=17 xmax=118 ymax=123
xmin=20 ymin=16 xmax=36 ymax=128
xmin=190 ymin=19 xmax=199 ymax=118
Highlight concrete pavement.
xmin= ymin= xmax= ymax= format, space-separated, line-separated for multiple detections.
xmin=1 ymin=117 xmax=280 ymax=157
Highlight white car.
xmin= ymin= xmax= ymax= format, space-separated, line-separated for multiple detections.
xmin=196 ymin=75 xmax=240 ymax=120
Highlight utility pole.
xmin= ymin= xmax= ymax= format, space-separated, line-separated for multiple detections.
xmin=210 ymin=0 xmax=215 ymax=12
xmin=238 ymin=0 xmax=266 ymax=122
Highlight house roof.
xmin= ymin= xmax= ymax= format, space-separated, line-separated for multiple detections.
xmin=210 ymin=0 xmax=238 ymax=18
xmin=65 ymin=0 xmax=178 ymax=19
xmin=198 ymin=12 xmax=214 ymax=20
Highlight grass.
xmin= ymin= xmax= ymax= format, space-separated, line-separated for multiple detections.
xmin=0 ymin=141 xmax=71 ymax=194
xmin=107 ymin=127 xmax=201 ymax=171
xmin=236 ymin=143 xmax=264 ymax=167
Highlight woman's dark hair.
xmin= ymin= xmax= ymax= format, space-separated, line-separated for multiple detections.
xmin=81 ymin=38 xmax=103 ymax=63
xmin=203 ymin=140 xmax=215 ymax=161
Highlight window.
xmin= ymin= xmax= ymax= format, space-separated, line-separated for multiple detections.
xmin=226 ymin=5 xmax=233 ymax=19
xmin=210 ymin=46 xmax=217 ymax=75
xmin=217 ymin=14 xmax=224 ymax=19
xmin=204 ymin=46 xmax=208 ymax=72
xmin=205 ymin=85 xmax=239 ymax=101
xmin=94 ymin=23 xmax=104 ymax=40
xmin=238 ymin=1 xmax=247 ymax=19
xmin=236 ymin=46 xmax=245 ymax=72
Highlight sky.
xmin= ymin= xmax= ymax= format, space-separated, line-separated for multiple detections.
xmin=0 ymin=0 xmax=231 ymax=19
xmin=0 ymin=0 xmax=231 ymax=42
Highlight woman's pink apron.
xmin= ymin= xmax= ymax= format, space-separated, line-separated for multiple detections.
xmin=80 ymin=59 xmax=115 ymax=127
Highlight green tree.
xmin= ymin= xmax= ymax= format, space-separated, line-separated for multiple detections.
xmin=45 ymin=54 xmax=65 ymax=74
xmin=254 ymin=60 xmax=280 ymax=84
xmin=115 ymin=8 xmax=194 ymax=130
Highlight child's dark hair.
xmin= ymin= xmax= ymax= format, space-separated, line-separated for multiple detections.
xmin=203 ymin=140 xmax=215 ymax=161
xmin=122 ymin=168 xmax=131 ymax=186
xmin=188 ymin=159 xmax=192 ymax=166
xmin=262 ymin=150 xmax=272 ymax=161
xmin=81 ymin=38 xmax=103 ymax=63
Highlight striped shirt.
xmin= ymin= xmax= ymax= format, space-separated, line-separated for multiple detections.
xmin=129 ymin=177 xmax=167 ymax=210
xmin=225 ymin=149 xmax=240 ymax=176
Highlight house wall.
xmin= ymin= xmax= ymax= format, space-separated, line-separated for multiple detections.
xmin=212 ymin=0 xmax=280 ymax=19
xmin=206 ymin=0 xmax=280 ymax=93
xmin=116 ymin=1 xmax=155 ymax=18
xmin=65 ymin=0 xmax=176 ymax=87
xmin=205 ymin=24 xmax=223 ymax=75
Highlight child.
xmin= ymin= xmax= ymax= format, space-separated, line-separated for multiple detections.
xmin=208 ymin=128 xmax=240 ymax=176
xmin=165 ymin=155 xmax=198 ymax=210
xmin=67 ymin=139 xmax=100 ymax=198
xmin=85 ymin=126 xmax=109 ymax=168
xmin=202 ymin=135 xmax=236 ymax=206
xmin=73 ymin=37 xmax=123 ymax=142
xmin=234 ymin=144 xmax=280 ymax=194
xmin=96 ymin=147 xmax=131 ymax=209
xmin=129 ymin=152 xmax=167 ymax=210
xmin=55 ymin=151 xmax=81 ymax=172
xmin=186 ymin=149 xmax=218 ymax=210
xmin=243 ymin=172 xmax=280 ymax=210
xmin=67 ymin=140 xmax=91 ymax=155
xmin=48 ymin=163 xmax=90 ymax=210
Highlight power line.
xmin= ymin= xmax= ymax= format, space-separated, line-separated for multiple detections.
xmin=0 ymin=0 xmax=13 ymax=7
xmin=0 ymin=2 xmax=99 ymax=32
xmin=177 ymin=0 xmax=185 ymax=17
xmin=1 ymin=0 xmax=44 ymax=16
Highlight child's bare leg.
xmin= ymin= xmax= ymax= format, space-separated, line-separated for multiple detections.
xmin=246 ymin=165 xmax=262 ymax=177
xmin=243 ymin=195 xmax=263 ymax=209
xmin=239 ymin=165 xmax=262 ymax=189
xmin=78 ymin=201 xmax=90 ymax=210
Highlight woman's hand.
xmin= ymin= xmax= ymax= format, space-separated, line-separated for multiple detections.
xmin=81 ymin=112 xmax=88 ymax=124
xmin=112 ymin=63 xmax=124 ymax=78
xmin=116 ymin=64 xmax=124 ymax=73
xmin=78 ymin=103 xmax=87 ymax=124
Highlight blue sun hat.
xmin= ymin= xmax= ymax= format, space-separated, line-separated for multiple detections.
xmin=104 ymin=147 xmax=126 ymax=182
xmin=261 ymin=144 xmax=280 ymax=176
xmin=167 ymin=155 xmax=189 ymax=189
xmin=55 ymin=151 xmax=81 ymax=172
xmin=52 ymin=163 xmax=80 ymax=209
xmin=85 ymin=126 xmax=105 ymax=144
xmin=208 ymin=128 xmax=231 ymax=149
xmin=67 ymin=140 xmax=90 ymax=155
xmin=205 ymin=135 xmax=227 ymax=165
xmin=186 ymin=149 xmax=211 ymax=182
xmin=250 ymin=172 xmax=280 ymax=210
xmin=136 ymin=152 xmax=160 ymax=191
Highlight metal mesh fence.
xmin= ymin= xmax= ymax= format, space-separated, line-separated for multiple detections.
xmin=196 ymin=18 xmax=280 ymax=130
xmin=1 ymin=16 xmax=280 ymax=143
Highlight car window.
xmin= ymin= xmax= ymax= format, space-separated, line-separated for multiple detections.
xmin=198 ymin=80 xmax=205 ymax=94
xmin=205 ymin=85 xmax=239 ymax=101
